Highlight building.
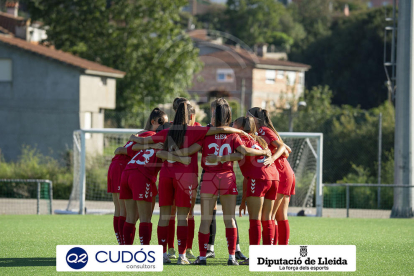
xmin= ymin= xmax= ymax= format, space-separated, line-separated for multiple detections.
xmin=188 ymin=29 xmax=310 ymax=113
xmin=0 ymin=12 xmax=47 ymax=43
xmin=0 ymin=33 xmax=125 ymax=161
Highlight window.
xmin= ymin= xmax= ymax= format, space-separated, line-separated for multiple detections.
xmin=265 ymin=70 xmax=276 ymax=84
xmin=261 ymin=100 xmax=267 ymax=109
xmin=299 ymin=72 xmax=304 ymax=85
xmin=84 ymin=112 xmax=92 ymax=139
xmin=100 ymin=77 xmax=107 ymax=86
xmin=287 ymin=71 xmax=297 ymax=86
xmin=0 ymin=59 xmax=12 ymax=81
xmin=217 ymin=69 xmax=234 ymax=82
xmin=277 ymin=70 xmax=284 ymax=79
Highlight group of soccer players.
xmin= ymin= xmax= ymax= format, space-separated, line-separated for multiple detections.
xmin=107 ymin=97 xmax=295 ymax=265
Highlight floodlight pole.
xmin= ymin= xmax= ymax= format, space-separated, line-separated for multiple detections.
xmin=392 ymin=0 xmax=414 ymax=218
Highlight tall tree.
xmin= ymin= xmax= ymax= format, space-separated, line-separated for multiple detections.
xmin=23 ymin=0 xmax=202 ymax=127
xmin=296 ymin=6 xmax=392 ymax=108
xmin=225 ymin=0 xmax=286 ymax=46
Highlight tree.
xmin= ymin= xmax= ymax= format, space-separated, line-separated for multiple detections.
xmin=224 ymin=0 xmax=286 ymax=46
xmin=23 ymin=0 xmax=202 ymax=127
xmin=292 ymin=6 xmax=393 ymax=109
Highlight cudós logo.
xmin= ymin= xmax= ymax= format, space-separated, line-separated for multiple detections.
xmin=66 ymin=247 xmax=88 ymax=269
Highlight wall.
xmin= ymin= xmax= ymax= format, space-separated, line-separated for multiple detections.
xmin=79 ymin=75 xmax=116 ymax=155
xmin=252 ymin=68 xmax=304 ymax=110
xmin=188 ymin=55 xmax=253 ymax=111
xmin=0 ymin=43 xmax=80 ymax=161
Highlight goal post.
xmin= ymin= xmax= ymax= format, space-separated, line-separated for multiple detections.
xmin=64 ymin=129 xmax=323 ymax=216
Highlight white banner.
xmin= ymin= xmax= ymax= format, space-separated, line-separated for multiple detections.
xmin=249 ymin=245 xmax=356 ymax=272
xmin=56 ymin=245 xmax=163 ymax=272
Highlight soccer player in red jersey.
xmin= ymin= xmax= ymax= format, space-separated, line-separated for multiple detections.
xmin=233 ymin=116 xmax=280 ymax=265
xmin=166 ymin=104 xmax=269 ymax=266
xmin=107 ymin=128 xmax=141 ymax=244
xmin=202 ymin=98 xmax=247 ymax=260
xmin=130 ymin=102 xmax=250 ymax=264
xmin=248 ymin=107 xmax=295 ymax=245
xmin=115 ymin=108 xmax=189 ymax=246
xmin=166 ymin=97 xmax=200 ymax=260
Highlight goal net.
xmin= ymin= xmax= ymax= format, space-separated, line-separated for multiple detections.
xmin=63 ymin=129 xmax=323 ymax=216
xmin=0 ymin=179 xmax=53 ymax=215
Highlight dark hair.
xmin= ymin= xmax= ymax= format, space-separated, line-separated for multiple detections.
xmin=163 ymin=102 xmax=195 ymax=151
xmin=214 ymin=102 xmax=232 ymax=127
xmin=248 ymin=107 xmax=283 ymax=143
xmin=144 ymin=108 xmax=167 ymax=131
xmin=155 ymin=122 xmax=171 ymax=133
xmin=234 ymin=117 xmax=268 ymax=149
xmin=173 ymin=97 xmax=189 ymax=111
xmin=210 ymin=98 xmax=229 ymax=110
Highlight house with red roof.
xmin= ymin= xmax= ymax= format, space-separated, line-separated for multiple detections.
xmin=188 ymin=29 xmax=310 ymax=113
xmin=0 ymin=32 xmax=125 ymax=161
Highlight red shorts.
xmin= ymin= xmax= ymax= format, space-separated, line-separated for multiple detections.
xmin=119 ymin=169 xmax=158 ymax=202
xmin=158 ymin=169 xmax=198 ymax=208
xmin=246 ymin=178 xmax=278 ymax=200
xmin=278 ymin=171 xmax=295 ymax=196
xmin=107 ymin=161 xmax=127 ymax=193
xmin=200 ymin=171 xmax=238 ymax=196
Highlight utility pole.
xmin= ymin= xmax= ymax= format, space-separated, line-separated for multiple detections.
xmin=392 ymin=0 xmax=414 ymax=218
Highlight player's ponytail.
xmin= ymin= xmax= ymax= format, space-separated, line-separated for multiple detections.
xmin=163 ymin=102 xmax=194 ymax=151
xmin=214 ymin=101 xmax=232 ymax=127
xmin=248 ymin=107 xmax=283 ymax=143
xmin=144 ymin=108 xmax=167 ymax=131
xmin=234 ymin=116 xmax=268 ymax=150
xmin=262 ymin=109 xmax=283 ymax=143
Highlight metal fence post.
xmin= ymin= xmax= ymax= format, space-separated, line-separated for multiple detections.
xmin=79 ymin=131 xmax=86 ymax=215
xmin=316 ymin=134 xmax=324 ymax=217
xmin=346 ymin=185 xmax=350 ymax=218
xmin=49 ymin=181 xmax=53 ymax=215
xmin=37 ymin=181 xmax=40 ymax=215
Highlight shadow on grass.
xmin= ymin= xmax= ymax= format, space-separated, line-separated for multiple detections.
xmin=0 ymin=258 xmax=56 ymax=267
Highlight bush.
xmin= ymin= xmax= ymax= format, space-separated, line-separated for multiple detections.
xmin=0 ymin=146 xmax=73 ymax=199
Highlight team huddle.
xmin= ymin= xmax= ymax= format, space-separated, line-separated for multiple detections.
xmin=107 ymin=97 xmax=295 ymax=265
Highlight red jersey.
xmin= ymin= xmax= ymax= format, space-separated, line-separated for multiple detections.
xmin=151 ymin=126 xmax=209 ymax=175
xmin=201 ymin=133 xmax=243 ymax=173
xmin=124 ymin=131 xmax=162 ymax=183
xmin=111 ymin=140 xmax=137 ymax=163
xmin=257 ymin=126 xmax=293 ymax=174
xmin=238 ymin=136 xmax=279 ymax=181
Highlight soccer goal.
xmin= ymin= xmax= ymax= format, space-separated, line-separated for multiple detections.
xmin=0 ymin=179 xmax=53 ymax=215
xmin=63 ymin=129 xmax=323 ymax=216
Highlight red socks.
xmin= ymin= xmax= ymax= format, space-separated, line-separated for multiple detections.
xmin=113 ymin=216 xmax=121 ymax=245
xmin=225 ymin=228 xmax=237 ymax=255
xmin=139 ymin=222 xmax=152 ymax=245
xmin=157 ymin=226 xmax=169 ymax=253
xmin=187 ymin=217 xmax=195 ymax=249
xmin=168 ymin=218 xmax=175 ymax=249
xmin=118 ymin=216 xmax=126 ymax=245
xmin=273 ymin=220 xmax=278 ymax=245
xmin=249 ymin=219 xmax=261 ymax=245
xmin=123 ymin=222 xmax=136 ymax=245
xmin=277 ymin=220 xmax=290 ymax=245
xmin=177 ymin=226 xmax=188 ymax=255
xmin=198 ymin=232 xmax=210 ymax=257
xmin=261 ymin=220 xmax=275 ymax=245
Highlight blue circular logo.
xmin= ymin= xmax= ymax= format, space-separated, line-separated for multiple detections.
xmin=66 ymin=247 xmax=88 ymax=270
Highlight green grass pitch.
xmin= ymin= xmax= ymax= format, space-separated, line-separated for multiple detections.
xmin=0 ymin=215 xmax=413 ymax=275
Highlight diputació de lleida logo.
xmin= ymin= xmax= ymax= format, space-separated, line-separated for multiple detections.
xmin=300 ymin=246 xmax=308 ymax=257
xmin=66 ymin=247 xmax=88 ymax=269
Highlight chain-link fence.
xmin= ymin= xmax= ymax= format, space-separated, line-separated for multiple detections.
xmin=322 ymin=184 xmax=414 ymax=218
xmin=0 ymin=179 xmax=53 ymax=215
